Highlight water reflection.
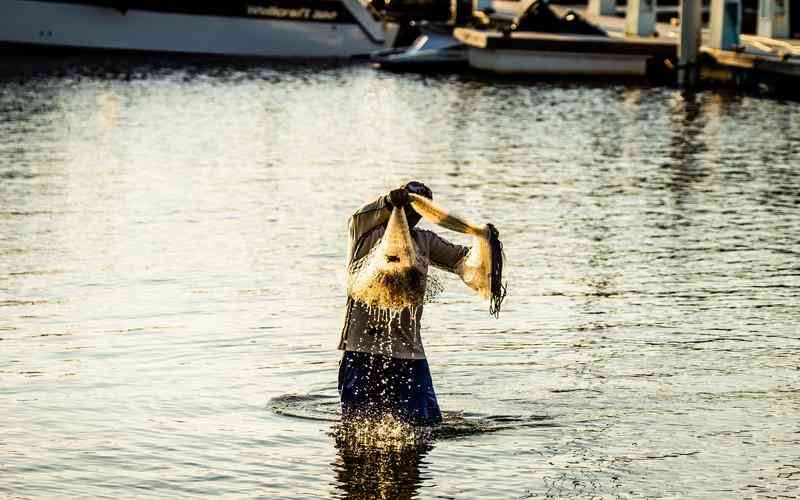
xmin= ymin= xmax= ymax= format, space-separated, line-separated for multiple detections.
xmin=665 ymin=92 xmax=710 ymax=201
xmin=331 ymin=437 xmax=432 ymax=500
xmin=3 ymin=58 xmax=800 ymax=499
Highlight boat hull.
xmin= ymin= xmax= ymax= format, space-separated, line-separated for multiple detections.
xmin=454 ymin=27 xmax=677 ymax=77
xmin=467 ymin=48 xmax=649 ymax=76
xmin=0 ymin=0 xmax=384 ymax=59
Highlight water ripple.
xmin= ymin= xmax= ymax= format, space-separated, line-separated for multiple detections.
xmin=0 ymin=60 xmax=798 ymax=499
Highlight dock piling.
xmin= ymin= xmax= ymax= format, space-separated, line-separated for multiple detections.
xmin=625 ymin=0 xmax=657 ymax=36
xmin=756 ymin=0 xmax=791 ymax=38
xmin=588 ymin=0 xmax=617 ymax=17
xmin=678 ymin=0 xmax=703 ymax=87
xmin=451 ymin=0 xmax=475 ymax=25
xmin=709 ymin=0 xmax=742 ymax=49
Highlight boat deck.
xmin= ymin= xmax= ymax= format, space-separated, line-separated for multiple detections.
xmin=454 ymin=28 xmax=677 ymax=58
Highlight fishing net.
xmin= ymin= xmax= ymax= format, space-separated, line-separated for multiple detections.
xmin=347 ymin=193 xmax=506 ymax=318
xmin=347 ymin=205 xmax=428 ymax=314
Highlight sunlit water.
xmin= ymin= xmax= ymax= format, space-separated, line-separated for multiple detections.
xmin=1 ymin=58 xmax=799 ymax=499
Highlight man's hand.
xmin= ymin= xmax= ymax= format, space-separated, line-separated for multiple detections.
xmin=387 ymin=187 xmax=409 ymax=208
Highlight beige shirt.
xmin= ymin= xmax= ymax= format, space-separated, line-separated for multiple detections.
xmin=338 ymin=195 xmax=469 ymax=359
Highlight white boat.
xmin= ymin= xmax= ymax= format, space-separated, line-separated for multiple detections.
xmin=456 ymin=29 xmax=677 ymax=76
xmin=0 ymin=0 xmax=398 ymax=59
xmin=454 ymin=0 xmax=677 ymax=77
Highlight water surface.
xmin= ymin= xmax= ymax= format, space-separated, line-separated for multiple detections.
xmin=1 ymin=59 xmax=799 ymax=499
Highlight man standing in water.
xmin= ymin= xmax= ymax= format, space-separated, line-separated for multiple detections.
xmin=338 ymin=181 xmax=469 ymax=426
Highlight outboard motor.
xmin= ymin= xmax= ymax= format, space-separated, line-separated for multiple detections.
xmin=510 ymin=0 xmax=608 ymax=35
xmin=560 ymin=9 xmax=608 ymax=35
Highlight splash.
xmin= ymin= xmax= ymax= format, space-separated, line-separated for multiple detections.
xmin=348 ymin=206 xmax=428 ymax=315
xmin=332 ymin=410 xmax=548 ymax=450
xmin=269 ymin=394 xmax=555 ymax=448
xmin=334 ymin=414 xmax=430 ymax=450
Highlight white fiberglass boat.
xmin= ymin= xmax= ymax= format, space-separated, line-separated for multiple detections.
xmin=454 ymin=0 xmax=677 ymax=77
xmin=0 ymin=0 xmax=396 ymax=59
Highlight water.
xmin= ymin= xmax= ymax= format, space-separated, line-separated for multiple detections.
xmin=1 ymin=58 xmax=799 ymax=499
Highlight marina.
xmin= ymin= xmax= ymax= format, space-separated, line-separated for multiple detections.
xmin=456 ymin=0 xmax=800 ymax=89
xmin=554 ymin=2 xmax=800 ymax=89
xmin=1 ymin=1 xmax=799 ymax=499
xmin=1 ymin=63 xmax=798 ymax=498
xmin=1 ymin=0 xmax=799 ymax=92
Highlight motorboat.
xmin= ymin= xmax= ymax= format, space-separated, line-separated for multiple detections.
xmin=0 ymin=0 xmax=397 ymax=59
xmin=454 ymin=0 xmax=677 ymax=77
xmin=370 ymin=22 xmax=468 ymax=70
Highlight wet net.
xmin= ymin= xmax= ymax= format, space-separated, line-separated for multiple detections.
xmin=347 ymin=193 xmax=506 ymax=318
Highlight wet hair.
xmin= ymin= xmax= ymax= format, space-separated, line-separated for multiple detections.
xmin=405 ymin=181 xmax=432 ymax=200
xmin=403 ymin=181 xmax=431 ymax=229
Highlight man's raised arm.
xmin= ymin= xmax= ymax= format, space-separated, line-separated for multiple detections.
xmin=346 ymin=188 xmax=413 ymax=266
xmin=346 ymin=194 xmax=390 ymax=266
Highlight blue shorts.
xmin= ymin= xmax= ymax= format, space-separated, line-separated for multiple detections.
xmin=338 ymin=351 xmax=442 ymax=426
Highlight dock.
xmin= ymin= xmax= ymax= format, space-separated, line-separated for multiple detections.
xmin=552 ymin=4 xmax=800 ymax=84
xmin=459 ymin=0 xmax=800 ymax=90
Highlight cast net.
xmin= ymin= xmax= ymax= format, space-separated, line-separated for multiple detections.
xmin=347 ymin=193 xmax=506 ymax=318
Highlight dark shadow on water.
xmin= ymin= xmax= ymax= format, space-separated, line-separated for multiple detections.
xmin=331 ymin=435 xmax=433 ymax=500
xmin=0 ymin=51 xmax=364 ymax=82
xmin=664 ymin=91 xmax=710 ymax=205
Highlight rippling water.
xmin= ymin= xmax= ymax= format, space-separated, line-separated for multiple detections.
xmin=1 ymin=58 xmax=799 ymax=499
